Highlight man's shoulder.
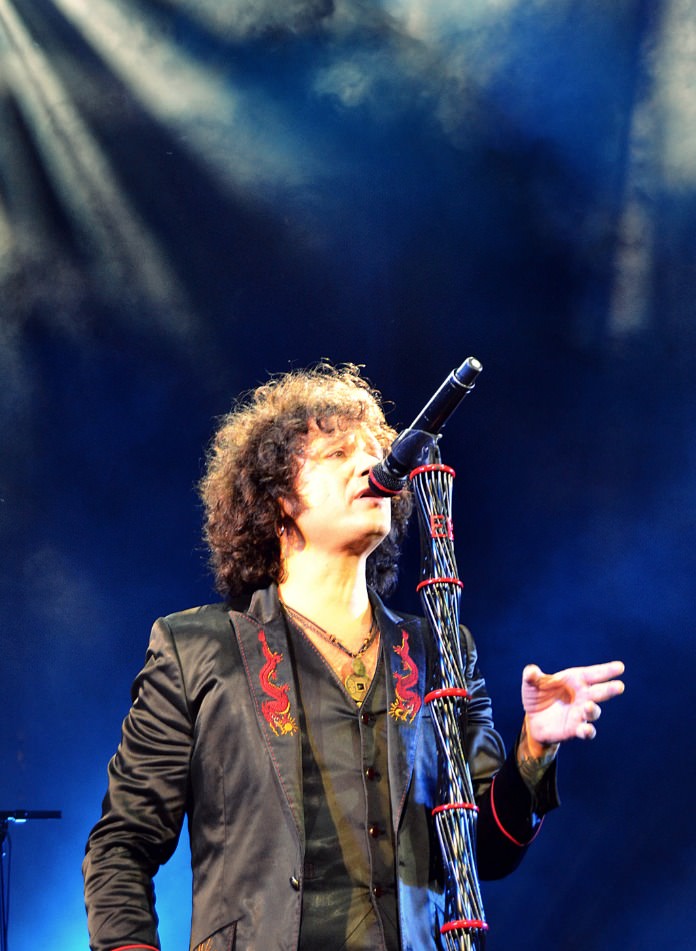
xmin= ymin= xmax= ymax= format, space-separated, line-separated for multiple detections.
xmin=371 ymin=591 xmax=425 ymax=630
xmin=159 ymin=602 xmax=233 ymax=639
xmin=158 ymin=586 xmax=280 ymax=640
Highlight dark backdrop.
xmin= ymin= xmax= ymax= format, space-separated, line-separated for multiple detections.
xmin=1 ymin=1 xmax=694 ymax=948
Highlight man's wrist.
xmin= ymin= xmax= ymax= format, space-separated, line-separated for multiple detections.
xmin=517 ymin=717 xmax=559 ymax=791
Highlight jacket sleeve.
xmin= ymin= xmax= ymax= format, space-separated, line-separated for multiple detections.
xmin=83 ymin=619 xmax=193 ymax=951
xmin=460 ymin=625 xmax=560 ymax=881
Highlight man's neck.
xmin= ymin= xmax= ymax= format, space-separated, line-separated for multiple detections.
xmin=278 ymin=549 xmax=372 ymax=642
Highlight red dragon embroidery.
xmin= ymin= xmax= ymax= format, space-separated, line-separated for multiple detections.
xmin=258 ymin=630 xmax=297 ymax=736
xmin=390 ymin=630 xmax=422 ymax=723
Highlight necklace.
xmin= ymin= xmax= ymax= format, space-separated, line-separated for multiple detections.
xmin=283 ymin=604 xmax=379 ymax=705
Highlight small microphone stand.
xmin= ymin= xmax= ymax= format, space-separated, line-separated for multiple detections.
xmin=0 ymin=810 xmax=62 ymax=951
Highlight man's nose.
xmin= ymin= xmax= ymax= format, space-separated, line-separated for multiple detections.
xmin=356 ymin=447 xmax=382 ymax=476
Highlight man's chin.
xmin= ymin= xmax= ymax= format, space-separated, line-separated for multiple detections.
xmin=365 ymin=523 xmax=392 ymax=552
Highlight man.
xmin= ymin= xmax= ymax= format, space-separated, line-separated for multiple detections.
xmin=83 ymin=363 xmax=625 ymax=951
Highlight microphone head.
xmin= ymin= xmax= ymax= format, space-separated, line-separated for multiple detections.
xmin=454 ymin=356 xmax=482 ymax=383
xmin=367 ymin=464 xmax=408 ymax=497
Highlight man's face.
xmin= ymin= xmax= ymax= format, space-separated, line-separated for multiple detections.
xmin=285 ymin=419 xmax=392 ymax=558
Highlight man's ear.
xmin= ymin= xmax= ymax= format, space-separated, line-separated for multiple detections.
xmin=276 ymin=498 xmax=297 ymax=540
xmin=277 ymin=492 xmax=302 ymax=521
xmin=277 ymin=497 xmax=292 ymax=521
xmin=276 ymin=498 xmax=305 ymax=551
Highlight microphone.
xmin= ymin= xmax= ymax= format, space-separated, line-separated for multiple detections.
xmin=368 ymin=356 xmax=483 ymax=497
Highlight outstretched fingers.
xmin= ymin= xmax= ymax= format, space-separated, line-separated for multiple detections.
xmin=584 ymin=661 xmax=625 ymax=707
xmin=588 ymin=679 xmax=625 ymax=704
xmin=583 ymin=660 xmax=625 ymax=686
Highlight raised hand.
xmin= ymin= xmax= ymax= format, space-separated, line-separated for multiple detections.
xmin=521 ymin=661 xmax=625 ymax=750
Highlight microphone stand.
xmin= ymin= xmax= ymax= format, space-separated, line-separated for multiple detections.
xmin=0 ymin=811 xmax=61 ymax=951
xmin=410 ymin=442 xmax=487 ymax=950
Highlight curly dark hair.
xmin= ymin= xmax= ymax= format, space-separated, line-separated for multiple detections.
xmin=199 ymin=363 xmax=412 ymax=600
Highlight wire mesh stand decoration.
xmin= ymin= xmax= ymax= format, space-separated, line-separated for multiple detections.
xmin=410 ymin=450 xmax=487 ymax=951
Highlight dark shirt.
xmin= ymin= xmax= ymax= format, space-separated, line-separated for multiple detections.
xmin=291 ymin=627 xmax=400 ymax=951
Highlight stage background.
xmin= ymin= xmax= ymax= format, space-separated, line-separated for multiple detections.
xmin=1 ymin=1 xmax=694 ymax=948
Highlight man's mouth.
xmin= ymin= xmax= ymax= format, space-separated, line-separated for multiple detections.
xmin=355 ymin=487 xmax=382 ymax=501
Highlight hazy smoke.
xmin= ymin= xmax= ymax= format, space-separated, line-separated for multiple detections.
xmin=138 ymin=0 xmax=337 ymax=39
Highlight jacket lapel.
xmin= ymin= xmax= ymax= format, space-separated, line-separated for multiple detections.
xmin=231 ymin=587 xmax=304 ymax=841
xmin=375 ymin=598 xmax=429 ymax=833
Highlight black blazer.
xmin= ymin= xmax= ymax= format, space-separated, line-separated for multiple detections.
xmin=83 ymin=585 xmax=557 ymax=951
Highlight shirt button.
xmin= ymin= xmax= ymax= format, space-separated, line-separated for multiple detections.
xmin=372 ymin=883 xmax=384 ymax=898
xmin=368 ymin=824 xmax=383 ymax=838
xmin=365 ymin=766 xmax=380 ymax=781
xmin=361 ymin=711 xmax=375 ymax=725
xmin=290 ymin=875 xmax=300 ymax=890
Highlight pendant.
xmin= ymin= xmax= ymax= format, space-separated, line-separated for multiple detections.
xmin=344 ymin=657 xmax=369 ymax=705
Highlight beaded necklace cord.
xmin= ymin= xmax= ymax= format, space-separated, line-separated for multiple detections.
xmin=283 ymin=603 xmax=379 ymax=705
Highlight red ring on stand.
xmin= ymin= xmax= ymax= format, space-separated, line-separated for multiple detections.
xmin=416 ymin=577 xmax=464 ymax=591
xmin=409 ymin=464 xmax=456 ymax=480
xmin=431 ymin=802 xmax=479 ymax=816
xmin=441 ymin=920 xmax=489 ymax=934
xmin=424 ymin=687 xmax=469 ymax=704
